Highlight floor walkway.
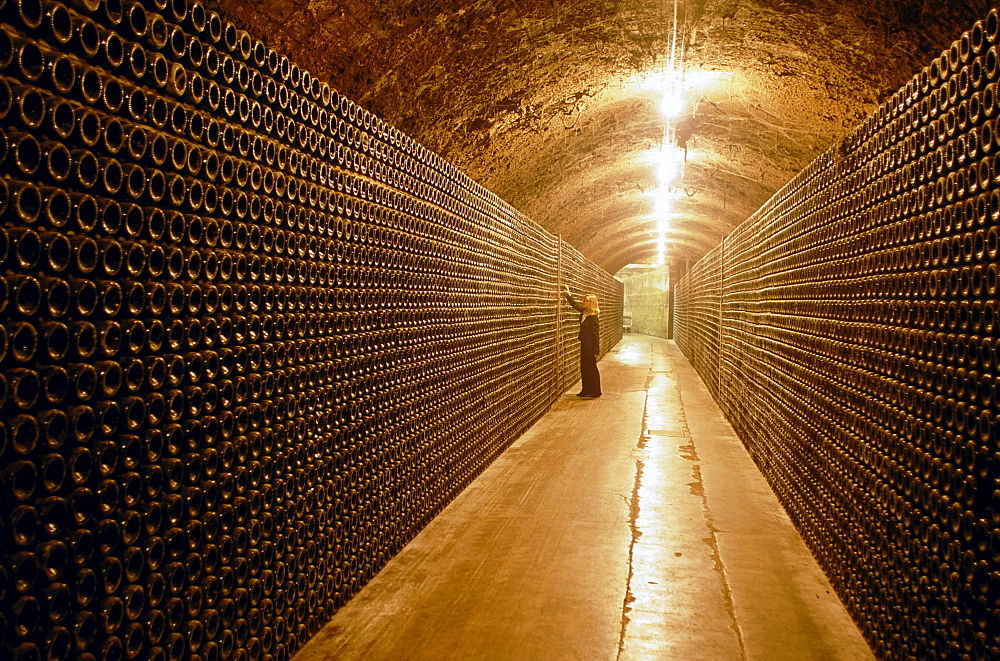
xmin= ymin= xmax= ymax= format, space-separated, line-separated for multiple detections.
xmin=296 ymin=335 xmax=873 ymax=660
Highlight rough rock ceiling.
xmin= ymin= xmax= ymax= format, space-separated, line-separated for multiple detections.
xmin=208 ymin=0 xmax=988 ymax=273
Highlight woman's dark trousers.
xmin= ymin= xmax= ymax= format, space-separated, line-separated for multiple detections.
xmin=579 ymin=351 xmax=601 ymax=396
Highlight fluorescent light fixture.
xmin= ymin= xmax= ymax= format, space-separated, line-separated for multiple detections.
xmin=659 ymin=92 xmax=684 ymax=119
xmin=641 ymin=146 xmax=683 ymax=186
xmin=632 ymin=65 xmax=731 ymax=267
xmin=653 ymin=193 xmax=672 ymax=218
xmin=630 ymin=68 xmax=731 ymax=117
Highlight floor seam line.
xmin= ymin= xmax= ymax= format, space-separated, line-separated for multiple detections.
xmin=615 ymin=372 xmax=651 ymax=660
xmin=694 ymin=463 xmax=749 ymax=661
xmin=674 ymin=357 xmax=749 ymax=661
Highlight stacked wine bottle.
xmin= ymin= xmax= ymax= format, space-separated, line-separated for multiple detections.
xmin=675 ymin=8 xmax=1000 ymax=660
xmin=0 ymin=0 xmax=624 ymax=659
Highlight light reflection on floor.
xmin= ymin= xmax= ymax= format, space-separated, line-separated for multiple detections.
xmin=612 ymin=339 xmax=646 ymax=366
xmin=618 ymin=352 xmax=744 ymax=658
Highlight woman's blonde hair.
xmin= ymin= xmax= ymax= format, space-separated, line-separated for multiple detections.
xmin=583 ymin=294 xmax=600 ymax=315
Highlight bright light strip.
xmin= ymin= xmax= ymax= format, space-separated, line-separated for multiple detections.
xmin=657 ymin=157 xmax=678 ymax=184
xmin=660 ymin=93 xmax=684 ymax=119
xmin=627 ymin=0 xmax=731 ymax=266
xmin=648 ymin=143 xmax=683 ymax=266
xmin=653 ymin=189 xmax=674 ymax=221
xmin=628 ymin=70 xmax=731 ymax=94
xmin=640 ymin=145 xmax=684 ymax=184
xmin=654 ymin=151 xmax=682 ymax=192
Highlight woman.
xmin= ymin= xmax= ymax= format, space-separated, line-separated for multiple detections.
xmin=562 ymin=285 xmax=602 ymax=397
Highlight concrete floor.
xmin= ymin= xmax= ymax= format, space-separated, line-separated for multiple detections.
xmin=296 ymin=335 xmax=873 ymax=660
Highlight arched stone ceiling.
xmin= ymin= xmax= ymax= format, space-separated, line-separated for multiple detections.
xmin=207 ymin=0 xmax=988 ymax=273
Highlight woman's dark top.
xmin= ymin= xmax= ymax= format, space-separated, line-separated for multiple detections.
xmin=564 ymin=292 xmax=600 ymax=356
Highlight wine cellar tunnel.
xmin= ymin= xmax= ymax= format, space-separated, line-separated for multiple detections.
xmin=0 ymin=0 xmax=999 ymax=659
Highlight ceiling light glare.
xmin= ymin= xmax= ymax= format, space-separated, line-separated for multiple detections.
xmin=654 ymin=147 xmax=683 ymax=186
xmin=657 ymin=158 xmax=678 ymax=185
xmin=630 ymin=71 xmax=666 ymax=91
xmin=659 ymin=92 xmax=684 ymax=119
xmin=683 ymin=69 xmax=732 ymax=89
xmin=654 ymin=192 xmax=673 ymax=217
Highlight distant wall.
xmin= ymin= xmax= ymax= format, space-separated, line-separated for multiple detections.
xmin=621 ymin=266 xmax=672 ymax=338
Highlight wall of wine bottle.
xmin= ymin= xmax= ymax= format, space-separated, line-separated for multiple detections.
xmin=0 ymin=0 xmax=624 ymax=659
xmin=674 ymin=8 xmax=1000 ymax=660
